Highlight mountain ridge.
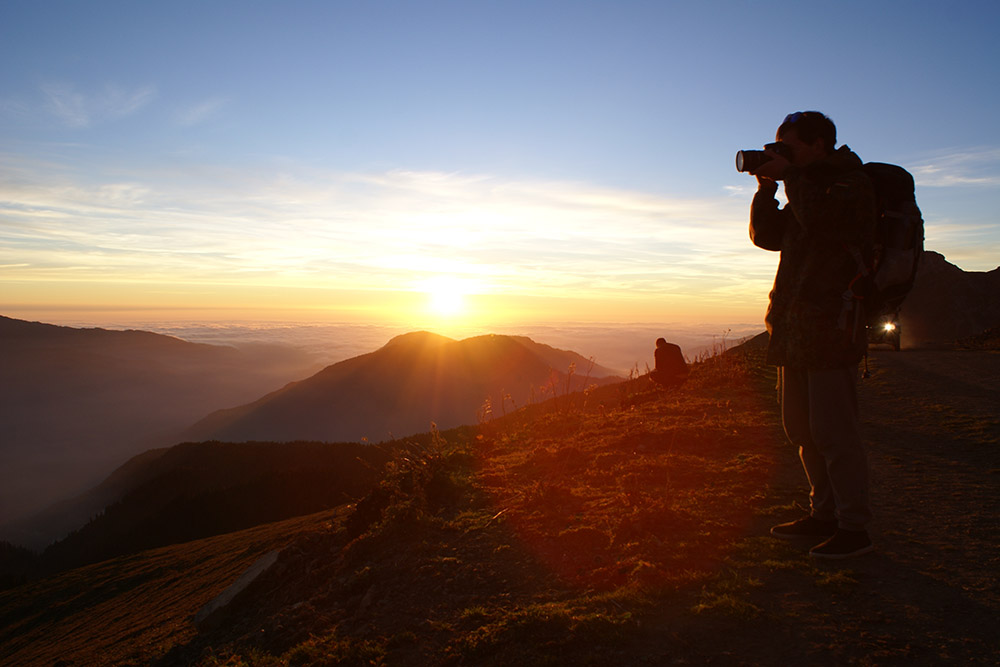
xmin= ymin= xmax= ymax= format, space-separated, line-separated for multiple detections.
xmin=182 ymin=330 xmax=621 ymax=446
xmin=1 ymin=319 xmax=622 ymax=550
xmin=0 ymin=315 xmax=321 ymax=533
xmin=30 ymin=439 xmax=395 ymax=576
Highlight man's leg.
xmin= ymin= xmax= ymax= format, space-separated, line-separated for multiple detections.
xmin=781 ymin=366 xmax=838 ymax=522
xmin=805 ymin=366 xmax=871 ymax=532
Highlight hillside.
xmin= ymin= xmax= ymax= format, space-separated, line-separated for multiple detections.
xmin=0 ymin=316 xmax=320 ymax=531
xmin=2 ymin=343 xmax=997 ymax=665
xmin=183 ymin=331 xmax=621 ymax=445
xmin=0 ymin=508 xmax=349 ymax=666
xmin=11 ymin=440 xmax=396 ymax=578
xmin=3 ymin=326 xmax=620 ymax=552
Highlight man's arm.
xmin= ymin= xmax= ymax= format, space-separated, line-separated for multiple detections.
xmin=783 ymin=168 xmax=875 ymax=242
xmin=749 ymin=176 xmax=788 ymax=251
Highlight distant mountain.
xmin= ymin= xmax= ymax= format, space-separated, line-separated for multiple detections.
xmin=899 ymin=251 xmax=1000 ymax=347
xmin=0 ymin=316 xmax=320 ymax=530
xmin=183 ymin=331 xmax=621 ymax=445
xmin=28 ymin=439 xmax=394 ymax=576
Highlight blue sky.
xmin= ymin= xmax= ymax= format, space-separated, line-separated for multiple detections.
xmin=2 ymin=0 xmax=999 ymax=330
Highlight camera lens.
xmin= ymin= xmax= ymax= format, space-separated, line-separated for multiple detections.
xmin=735 ymin=150 xmax=770 ymax=173
xmin=736 ymin=151 xmax=747 ymax=172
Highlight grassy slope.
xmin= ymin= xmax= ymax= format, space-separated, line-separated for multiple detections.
xmin=2 ymin=344 xmax=998 ymax=666
xmin=0 ymin=508 xmax=351 ymax=666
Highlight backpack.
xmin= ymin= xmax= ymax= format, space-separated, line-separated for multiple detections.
xmin=857 ymin=162 xmax=925 ymax=326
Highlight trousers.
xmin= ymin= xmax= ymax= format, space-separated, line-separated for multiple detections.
xmin=780 ymin=365 xmax=872 ymax=531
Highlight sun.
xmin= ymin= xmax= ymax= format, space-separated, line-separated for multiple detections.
xmin=422 ymin=276 xmax=469 ymax=318
xmin=429 ymin=286 xmax=464 ymax=316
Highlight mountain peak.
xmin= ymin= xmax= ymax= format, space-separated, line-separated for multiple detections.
xmin=183 ymin=331 xmax=621 ymax=446
xmin=382 ymin=331 xmax=456 ymax=349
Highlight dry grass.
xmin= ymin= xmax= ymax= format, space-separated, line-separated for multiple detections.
xmin=3 ymin=343 xmax=998 ymax=666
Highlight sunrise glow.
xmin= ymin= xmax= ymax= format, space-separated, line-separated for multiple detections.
xmin=1 ymin=2 xmax=998 ymax=330
xmin=420 ymin=275 xmax=482 ymax=320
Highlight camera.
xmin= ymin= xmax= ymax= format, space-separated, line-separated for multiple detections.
xmin=735 ymin=142 xmax=794 ymax=172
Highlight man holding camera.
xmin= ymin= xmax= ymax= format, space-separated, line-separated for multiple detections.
xmin=745 ymin=111 xmax=877 ymax=559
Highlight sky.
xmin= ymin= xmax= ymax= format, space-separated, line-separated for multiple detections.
xmin=2 ymin=0 xmax=1000 ymax=337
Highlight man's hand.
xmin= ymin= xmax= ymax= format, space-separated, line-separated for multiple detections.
xmin=755 ymin=174 xmax=778 ymax=195
xmin=750 ymin=146 xmax=791 ymax=181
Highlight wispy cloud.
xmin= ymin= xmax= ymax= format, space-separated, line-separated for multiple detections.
xmin=723 ymin=184 xmax=755 ymax=197
xmin=39 ymin=82 xmax=157 ymax=128
xmin=175 ymin=96 xmax=228 ymax=127
xmin=911 ymin=147 xmax=1000 ymax=187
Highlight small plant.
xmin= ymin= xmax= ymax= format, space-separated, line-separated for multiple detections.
xmin=582 ymin=383 xmax=600 ymax=412
xmin=814 ymin=568 xmax=859 ymax=589
xmin=565 ymin=362 xmax=576 ymax=397
xmin=501 ymin=391 xmax=515 ymax=418
xmin=284 ymin=631 xmax=387 ymax=666
xmin=197 ymin=648 xmax=284 ymax=667
xmin=691 ymin=591 xmax=761 ymax=618
xmin=460 ymin=605 xmax=491 ymax=624
xmin=477 ymin=397 xmax=494 ymax=425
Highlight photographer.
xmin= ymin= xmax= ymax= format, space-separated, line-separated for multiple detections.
xmin=744 ymin=111 xmax=877 ymax=559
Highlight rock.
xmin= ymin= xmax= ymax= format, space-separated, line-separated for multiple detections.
xmin=899 ymin=251 xmax=1000 ymax=348
xmin=359 ymin=585 xmax=377 ymax=612
xmin=195 ymin=549 xmax=281 ymax=628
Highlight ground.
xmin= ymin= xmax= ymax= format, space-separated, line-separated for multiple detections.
xmin=1 ymin=346 xmax=997 ymax=665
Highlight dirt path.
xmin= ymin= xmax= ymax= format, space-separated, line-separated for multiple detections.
xmin=658 ymin=349 xmax=1000 ymax=665
xmin=860 ymin=349 xmax=999 ymax=595
xmin=738 ymin=349 xmax=1000 ymax=663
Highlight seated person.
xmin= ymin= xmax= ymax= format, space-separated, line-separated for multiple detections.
xmin=649 ymin=338 xmax=689 ymax=388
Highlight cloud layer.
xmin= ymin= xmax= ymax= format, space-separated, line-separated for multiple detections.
xmin=0 ymin=153 xmax=776 ymax=322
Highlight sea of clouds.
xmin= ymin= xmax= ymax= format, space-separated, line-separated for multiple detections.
xmin=75 ymin=320 xmax=765 ymax=377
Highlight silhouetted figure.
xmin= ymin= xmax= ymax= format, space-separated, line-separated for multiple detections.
xmin=649 ymin=338 xmax=688 ymax=388
xmin=748 ymin=111 xmax=876 ymax=559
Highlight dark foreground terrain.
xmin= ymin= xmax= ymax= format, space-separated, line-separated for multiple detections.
xmin=1 ymin=345 xmax=997 ymax=665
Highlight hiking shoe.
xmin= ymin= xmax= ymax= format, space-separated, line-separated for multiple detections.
xmin=809 ymin=529 xmax=874 ymax=560
xmin=769 ymin=516 xmax=838 ymax=540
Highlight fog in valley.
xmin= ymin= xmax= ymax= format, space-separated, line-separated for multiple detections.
xmin=102 ymin=320 xmax=765 ymax=376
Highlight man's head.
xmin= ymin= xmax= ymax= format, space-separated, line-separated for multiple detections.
xmin=776 ymin=111 xmax=836 ymax=167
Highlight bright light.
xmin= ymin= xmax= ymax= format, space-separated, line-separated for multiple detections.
xmin=430 ymin=289 xmax=463 ymax=316
xmin=421 ymin=276 xmax=471 ymax=318
xmin=883 ymin=322 xmax=896 ymax=332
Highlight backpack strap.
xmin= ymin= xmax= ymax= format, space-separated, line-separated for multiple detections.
xmin=840 ymin=244 xmax=871 ymax=340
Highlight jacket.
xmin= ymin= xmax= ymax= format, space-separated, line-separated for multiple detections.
xmin=749 ymin=145 xmax=877 ymax=369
